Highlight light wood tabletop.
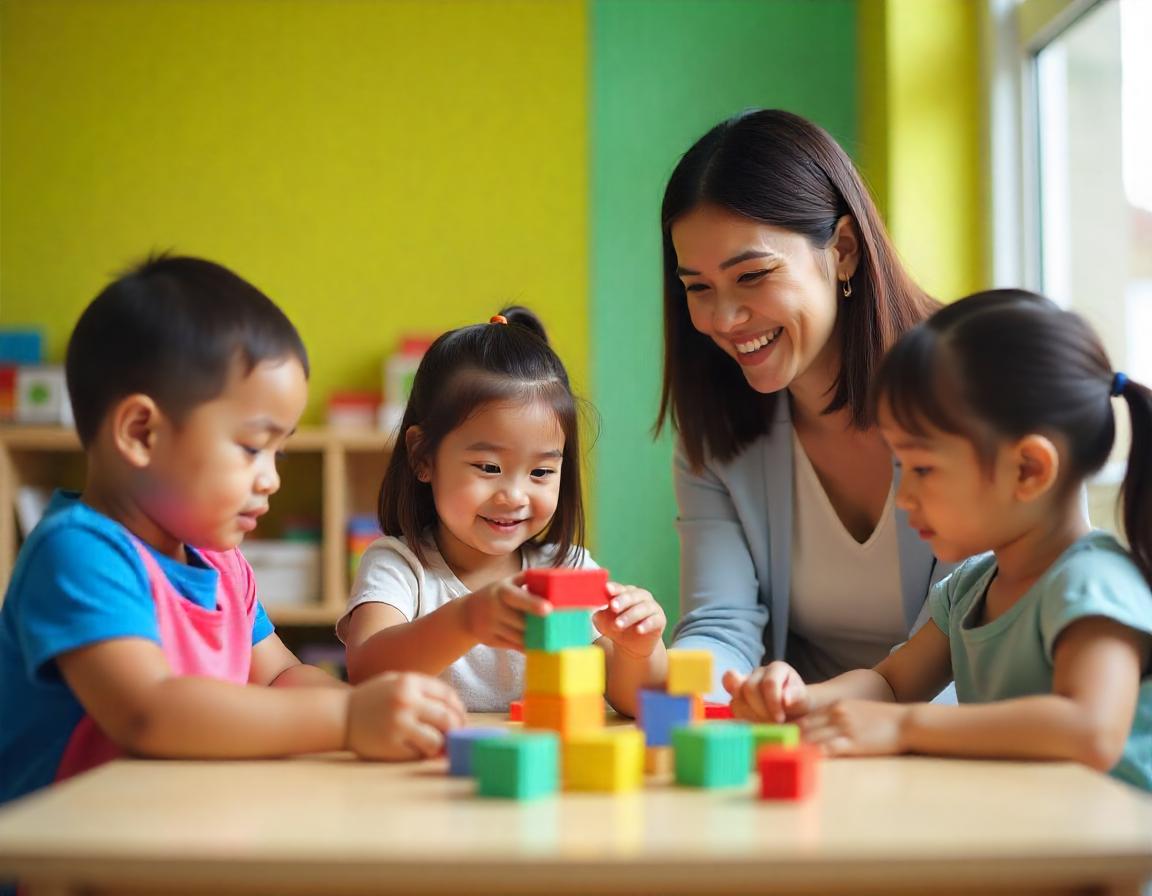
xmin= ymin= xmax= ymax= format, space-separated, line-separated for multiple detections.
xmin=1 ymin=716 xmax=1151 ymax=895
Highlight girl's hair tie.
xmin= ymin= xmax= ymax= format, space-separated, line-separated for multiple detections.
xmin=489 ymin=314 xmax=508 ymax=325
xmin=1111 ymin=371 xmax=1128 ymax=396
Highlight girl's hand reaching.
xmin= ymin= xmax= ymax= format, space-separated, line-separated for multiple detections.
xmin=723 ymin=661 xmax=811 ymax=723
xmin=593 ymin=583 xmax=667 ymax=659
xmin=461 ymin=572 xmax=552 ymax=651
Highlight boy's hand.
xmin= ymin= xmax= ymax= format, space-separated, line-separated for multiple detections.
xmin=345 ymin=672 xmax=465 ymax=760
xmin=799 ymin=700 xmax=910 ymax=756
xmin=723 ymin=661 xmax=810 ymax=723
xmin=593 ymin=583 xmax=666 ymax=659
xmin=461 ymin=572 xmax=551 ymax=651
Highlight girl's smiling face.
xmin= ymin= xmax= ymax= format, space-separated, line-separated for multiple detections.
xmin=418 ymin=398 xmax=564 ymax=575
xmin=670 ymin=203 xmax=853 ymax=398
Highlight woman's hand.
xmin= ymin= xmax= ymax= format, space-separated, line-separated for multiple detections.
xmin=593 ymin=583 xmax=666 ymax=659
xmin=798 ymin=699 xmax=910 ymax=756
xmin=460 ymin=572 xmax=551 ymax=651
xmin=723 ymin=661 xmax=810 ymax=722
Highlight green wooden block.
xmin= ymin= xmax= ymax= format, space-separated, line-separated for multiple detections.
xmin=752 ymin=723 xmax=801 ymax=753
xmin=672 ymin=722 xmax=753 ymax=788
xmin=473 ymin=733 xmax=559 ymax=799
xmin=524 ymin=609 xmax=591 ymax=651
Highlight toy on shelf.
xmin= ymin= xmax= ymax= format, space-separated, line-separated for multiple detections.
xmin=380 ymin=335 xmax=436 ymax=434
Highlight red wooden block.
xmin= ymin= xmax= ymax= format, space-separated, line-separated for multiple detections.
xmin=509 ymin=699 xmax=524 ymax=722
xmin=758 ymin=744 xmax=820 ymax=801
xmin=704 ymin=701 xmax=734 ymax=719
xmin=523 ymin=568 xmax=610 ymax=608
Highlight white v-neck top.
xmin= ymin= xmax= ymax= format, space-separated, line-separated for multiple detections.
xmin=787 ymin=430 xmax=905 ymax=682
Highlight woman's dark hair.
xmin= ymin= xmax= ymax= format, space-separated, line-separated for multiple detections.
xmin=378 ymin=306 xmax=586 ymax=567
xmin=66 ymin=254 xmax=309 ymax=447
xmin=656 ymin=109 xmax=937 ymax=469
xmin=874 ymin=288 xmax=1152 ymax=586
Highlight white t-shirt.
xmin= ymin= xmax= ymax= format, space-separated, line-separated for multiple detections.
xmin=787 ymin=430 xmax=906 ymax=682
xmin=337 ymin=533 xmax=600 ymax=711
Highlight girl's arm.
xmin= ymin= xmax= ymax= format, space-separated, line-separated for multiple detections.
xmin=249 ymin=633 xmax=349 ymax=689
xmin=343 ymin=574 xmax=552 ymax=683
xmin=58 ymin=638 xmax=464 ymax=759
xmin=803 ymin=617 xmax=1150 ymax=767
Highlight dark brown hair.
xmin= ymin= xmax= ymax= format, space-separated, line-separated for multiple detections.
xmin=377 ymin=306 xmax=586 ymax=567
xmin=655 ymin=109 xmax=936 ymax=469
xmin=874 ymin=288 xmax=1152 ymax=586
xmin=66 ymin=254 xmax=309 ymax=447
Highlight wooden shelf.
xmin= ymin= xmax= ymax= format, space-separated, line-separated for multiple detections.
xmin=0 ymin=424 xmax=394 ymax=625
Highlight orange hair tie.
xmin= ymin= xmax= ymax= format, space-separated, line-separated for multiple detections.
xmin=489 ymin=314 xmax=508 ymax=325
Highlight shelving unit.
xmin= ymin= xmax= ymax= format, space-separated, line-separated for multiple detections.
xmin=0 ymin=425 xmax=394 ymax=625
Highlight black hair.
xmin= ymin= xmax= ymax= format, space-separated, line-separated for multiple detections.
xmin=655 ymin=109 xmax=937 ymax=468
xmin=874 ymin=288 xmax=1152 ymax=585
xmin=66 ymin=253 xmax=309 ymax=446
xmin=377 ymin=305 xmax=586 ymax=566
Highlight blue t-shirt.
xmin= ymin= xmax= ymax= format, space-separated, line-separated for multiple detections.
xmin=0 ymin=491 xmax=273 ymax=804
xmin=929 ymin=530 xmax=1152 ymax=790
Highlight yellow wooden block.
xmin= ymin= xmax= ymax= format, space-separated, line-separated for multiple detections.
xmin=563 ymin=729 xmax=644 ymax=792
xmin=525 ymin=646 xmax=605 ymax=696
xmin=666 ymin=649 xmax=713 ymax=696
xmin=523 ymin=692 xmax=605 ymax=736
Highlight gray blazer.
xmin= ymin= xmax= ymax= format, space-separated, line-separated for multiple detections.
xmin=670 ymin=398 xmax=957 ymax=696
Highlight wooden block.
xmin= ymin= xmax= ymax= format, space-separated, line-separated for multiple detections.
xmin=638 ymin=689 xmax=695 ymax=747
xmin=704 ymin=701 xmax=734 ymax=720
xmin=758 ymin=743 xmax=820 ymax=801
xmin=524 ymin=609 xmax=592 ymax=651
xmin=644 ymin=746 xmax=674 ymax=776
xmin=526 ymin=646 xmax=605 ymax=696
xmin=508 ymin=699 xmax=523 ymax=722
xmin=666 ymin=649 xmax=713 ymax=695
xmin=672 ymin=722 xmax=753 ymax=788
xmin=446 ymin=727 xmax=508 ymax=777
xmin=522 ymin=692 xmax=605 ymax=737
xmin=523 ymin=568 xmax=609 ymax=608
xmin=473 ymin=733 xmax=559 ymax=800
xmin=563 ymin=729 xmax=644 ymax=792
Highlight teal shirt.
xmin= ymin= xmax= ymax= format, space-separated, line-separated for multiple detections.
xmin=929 ymin=530 xmax=1152 ymax=791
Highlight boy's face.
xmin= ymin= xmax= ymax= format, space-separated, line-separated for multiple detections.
xmin=878 ymin=404 xmax=1025 ymax=564
xmin=142 ymin=357 xmax=308 ymax=556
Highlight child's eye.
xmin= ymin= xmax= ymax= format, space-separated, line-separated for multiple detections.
xmin=531 ymin=467 xmax=557 ymax=479
xmin=240 ymin=445 xmax=262 ymax=457
xmin=472 ymin=462 xmax=501 ymax=474
xmin=911 ymin=466 xmax=933 ymax=477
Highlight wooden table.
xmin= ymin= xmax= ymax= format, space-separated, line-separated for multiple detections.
xmin=1 ymin=716 xmax=1151 ymax=895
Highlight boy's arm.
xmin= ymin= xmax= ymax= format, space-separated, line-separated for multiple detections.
xmin=58 ymin=638 xmax=349 ymax=757
xmin=249 ymin=633 xmax=348 ymax=689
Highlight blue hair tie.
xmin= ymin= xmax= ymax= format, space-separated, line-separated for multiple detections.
xmin=1111 ymin=372 xmax=1128 ymax=397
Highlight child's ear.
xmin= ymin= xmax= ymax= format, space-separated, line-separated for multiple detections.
xmin=1012 ymin=434 xmax=1060 ymax=502
xmin=404 ymin=425 xmax=431 ymax=483
xmin=109 ymin=394 xmax=163 ymax=469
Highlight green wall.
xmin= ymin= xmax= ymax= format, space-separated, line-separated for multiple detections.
xmin=588 ymin=0 xmax=858 ymax=624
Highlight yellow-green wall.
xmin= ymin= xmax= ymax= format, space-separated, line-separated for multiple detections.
xmin=858 ymin=0 xmax=986 ymax=301
xmin=0 ymin=0 xmax=589 ymax=421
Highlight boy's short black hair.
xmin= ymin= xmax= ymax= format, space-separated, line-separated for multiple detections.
xmin=65 ymin=254 xmax=309 ymax=446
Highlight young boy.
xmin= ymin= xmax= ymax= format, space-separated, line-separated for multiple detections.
xmin=0 ymin=255 xmax=464 ymax=805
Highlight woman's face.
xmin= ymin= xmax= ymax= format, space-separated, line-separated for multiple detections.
xmin=670 ymin=203 xmax=854 ymax=397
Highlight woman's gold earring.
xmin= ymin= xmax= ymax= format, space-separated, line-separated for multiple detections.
xmin=841 ymin=277 xmax=853 ymax=298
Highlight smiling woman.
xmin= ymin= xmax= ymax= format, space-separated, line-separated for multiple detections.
xmin=656 ymin=109 xmax=956 ymax=701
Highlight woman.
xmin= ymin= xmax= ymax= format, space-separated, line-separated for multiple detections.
xmin=658 ymin=109 xmax=955 ymax=702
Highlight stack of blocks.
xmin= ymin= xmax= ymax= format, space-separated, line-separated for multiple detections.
xmin=637 ymin=648 xmax=710 ymax=772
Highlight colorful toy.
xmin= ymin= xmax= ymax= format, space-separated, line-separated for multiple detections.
xmin=671 ymin=723 xmax=753 ymax=788
xmin=473 ymin=732 xmax=559 ymax=799
xmin=447 ymin=727 xmax=509 ymax=777
xmin=524 ymin=609 xmax=593 ymax=651
xmin=523 ymin=568 xmax=609 ymax=608
xmin=508 ymin=699 xmax=523 ymax=722
xmin=525 ymin=646 xmax=605 ymax=696
xmin=638 ymin=689 xmax=696 ymax=747
xmin=704 ymin=701 xmax=734 ymax=720
xmin=666 ymin=649 xmax=713 ymax=695
xmin=563 ymin=729 xmax=644 ymax=792
xmin=758 ymin=743 xmax=820 ymax=801
xmin=523 ymin=692 xmax=605 ymax=737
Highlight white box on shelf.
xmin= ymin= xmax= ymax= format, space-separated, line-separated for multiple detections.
xmin=16 ymin=365 xmax=72 ymax=425
xmin=241 ymin=540 xmax=322 ymax=605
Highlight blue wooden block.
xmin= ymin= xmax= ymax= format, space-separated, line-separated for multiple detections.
xmin=639 ymin=689 xmax=696 ymax=746
xmin=446 ymin=727 xmax=509 ymax=777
